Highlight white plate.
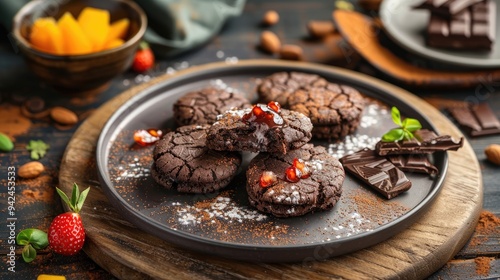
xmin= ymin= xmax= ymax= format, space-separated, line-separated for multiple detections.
xmin=380 ymin=0 xmax=500 ymax=68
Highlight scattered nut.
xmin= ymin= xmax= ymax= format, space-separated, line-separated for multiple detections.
xmin=24 ymin=97 xmax=46 ymax=114
xmin=18 ymin=161 xmax=45 ymax=179
xmin=50 ymin=106 xmax=78 ymax=125
xmin=260 ymin=31 xmax=281 ymax=54
xmin=262 ymin=10 xmax=279 ymax=26
xmin=358 ymin=0 xmax=382 ymax=11
xmin=485 ymin=144 xmax=500 ymax=165
xmin=279 ymin=44 xmax=303 ymax=60
xmin=307 ymin=20 xmax=336 ymax=38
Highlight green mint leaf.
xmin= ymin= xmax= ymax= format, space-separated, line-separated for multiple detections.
xmin=402 ymin=118 xmax=422 ymax=132
xmin=0 ymin=133 xmax=14 ymax=152
xmin=382 ymin=128 xmax=405 ymax=142
xmin=403 ymin=130 xmax=415 ymax=141
xmin=22 ymin=244 xmax=37 ymax=263
xmin=16 ymin=229 xmax=49 ymax=249
xmin=391 ymin=106 xmax=402 ymax=127
xmin=76 ymin=186 xmax=90 ymax=213
xmin=26 ymin=140 xmax=50 ymax=160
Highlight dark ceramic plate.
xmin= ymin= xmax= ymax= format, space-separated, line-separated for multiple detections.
xmin=96 ymin=61 xmax=447 ymax=263
xmin=380 ymin=0 xmax=500 ymax=68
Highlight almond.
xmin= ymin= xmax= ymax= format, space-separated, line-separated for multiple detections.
xmin=260 ymin=31 xmax=281 ymax=54
xmin=18 ymin=161 xmax=45 ymax=179
xmin=50 ymin=106 xmax=78 ymax=125
xmin=279 ymin=44 xmax=303 ymax=61
xmin=485 ymin=144 xmax=500 ymax=165
xmin=262 ymin=10 xmax=279 ymax=26
xmin=307 ymin=20 xmax=336 ymax=38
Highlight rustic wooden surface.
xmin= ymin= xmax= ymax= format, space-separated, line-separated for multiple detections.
xmin=1 ymin=0 xmax=500 ymax=279
xmin=56 ymin=60 xmax=481 ymax=280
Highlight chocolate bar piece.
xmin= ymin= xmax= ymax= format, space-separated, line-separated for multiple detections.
xmin=448 ymin=103 xmax=500 ymax=137
xmin=414 ymin=0 xmax=484 ymax=17
xmin=340 ymin=148 xmax=411 ymax=199
xmin=388 ymin=154 xmax=438 ymax=176
xmin=426 ymin=0 xmax=496 ymax=50
xmin=376 ymin=129 xmax=464 ymax=156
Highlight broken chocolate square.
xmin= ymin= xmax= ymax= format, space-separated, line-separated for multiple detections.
xmin=448 ymin=102 xmax=500 ymax=137
xmin=414 ymin=0 xmax=484 ymax=17
xmin=387 ymin=154 xmax=439 ymax=176
xmin=340 ymin=148 xmax=412 ymax=199
xmin=375 ymin=129 xmax=464 ymax=156
xmin=425 ymin=0 xmax=496 ymax=50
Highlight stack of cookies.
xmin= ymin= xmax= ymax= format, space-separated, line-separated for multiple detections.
xmin=151 ymin=71 xmax=366 ymax=217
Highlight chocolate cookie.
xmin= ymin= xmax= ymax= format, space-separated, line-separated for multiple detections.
xmin=257 ymin=72 xmax=328 ymax=107
xmin=173 ymin=87 xmax=251 ymax=126
xmin=206 ymin=102 xmax=313 ymax=154
xmin=246 ymin=143 xmax=344 ymax=217
xmin=287 ymin=82 xmax=365 ymax=139
xmin=151 ymin=124 xmax=242 ymax=193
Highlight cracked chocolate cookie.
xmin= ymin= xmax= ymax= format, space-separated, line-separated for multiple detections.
xmin=287 ymin=82 xmax=365 ymax=139
xmin=246 ymin=143 xmax=344 ymax=217
xmin=151 ymin=124 xmax=242 ymax=193
xmin=206 ymin=102 xmax=313 ymax=154
xmin=257 ymin=72 xmax=328 ymax=107
xmin=173 ymin=87 xmax=251 ymax=126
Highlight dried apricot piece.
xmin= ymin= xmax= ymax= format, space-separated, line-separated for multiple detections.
xmin=30 ymin=17 xmax=64 ymax=55
xmin=58 ymin=12 xmax=92 ymax=55
xmin=103 ymin=38 xmax=124 ymax=50
xmin=106 ymin=18 xmax=130 ymax=43
xmin=77 ymin=7 xmax=110 ymax=51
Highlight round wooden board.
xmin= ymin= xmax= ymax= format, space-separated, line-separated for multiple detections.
xmin=59 ymin=60 xmax=483 ymax=280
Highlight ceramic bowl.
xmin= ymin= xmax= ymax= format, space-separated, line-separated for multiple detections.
xmin=12 ymin=0 xmax=147 ymax=93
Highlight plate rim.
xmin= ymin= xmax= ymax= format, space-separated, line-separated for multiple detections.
xmin=380 ymin=0 xmax=500 ymax=68
xmin=95 ymin=60 xmax=449 ymax=261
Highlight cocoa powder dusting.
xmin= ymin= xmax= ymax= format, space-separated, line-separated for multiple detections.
xmin=0 ymin=104 xmax=32 ymax=137
xmin=351 ymin=189 xmax=408 ymax=226
xmin=18 ymin=175 xmax=56 ymax=206
xmin=470 ymin=210 xmax=500 ymax=246
xmin=475 ymin=256 xmax=494 ymax=276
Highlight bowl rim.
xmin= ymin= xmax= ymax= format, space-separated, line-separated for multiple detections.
xmin=12 ymin=0 xmax=148 ymax=60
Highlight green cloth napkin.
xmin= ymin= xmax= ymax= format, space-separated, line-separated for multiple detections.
xmin=137 ymin=0 xmax=246 ymax=57
xmin=2 ymin=0 xmax=246 ymax=57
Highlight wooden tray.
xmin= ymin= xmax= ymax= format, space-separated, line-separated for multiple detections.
xmin=59 ymin=60 xmax=482 ymax=279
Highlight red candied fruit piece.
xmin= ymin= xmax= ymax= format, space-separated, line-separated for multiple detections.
xmin=267 ymin=101 xmax=281 ymax=113
xmin=293 ymin=158 xmax=311 ymax=179
xmin=241 ymin=101 xmax=284 ymax=127
xmin=133 ymin=128 xmax=163 ymax=146
xmin=260 ymin=171 xmax=277 ymax=188
xmin=285 ymin=166 xmax=300 ymax=183
xmin=252 ymin=105 xmax=265 ymax=117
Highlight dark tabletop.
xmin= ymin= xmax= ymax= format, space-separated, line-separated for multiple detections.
xmin=1 ymin=0 xmax=499 ymax=279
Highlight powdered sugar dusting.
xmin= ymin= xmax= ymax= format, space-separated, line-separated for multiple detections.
xmin=328 ymin=134 xmax=380 ymax=159
xmin=115 ymin=157 xmax=150 ymax=181
xmin=175 ymin=195 xmax=267 ymax=225
xmin=360 ymin=102 xmax=388 ymax=128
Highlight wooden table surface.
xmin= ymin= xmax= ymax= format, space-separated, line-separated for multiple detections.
xmin=1 ymin=0 xmax=499 ymax=279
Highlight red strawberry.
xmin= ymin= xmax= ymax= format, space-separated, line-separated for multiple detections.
xmin=132 ymin=41 xmax=154 ymax=72
xmin=48 ymin=183 xmax=90 ymax=256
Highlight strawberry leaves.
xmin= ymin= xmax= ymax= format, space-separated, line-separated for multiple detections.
xmin=382 ymin=107 xmax=422 ymax=142
xmin=56 ymin=183 xmax=90 ymax=213
xmin=16 ymin=229 xmax=48 ymax=262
